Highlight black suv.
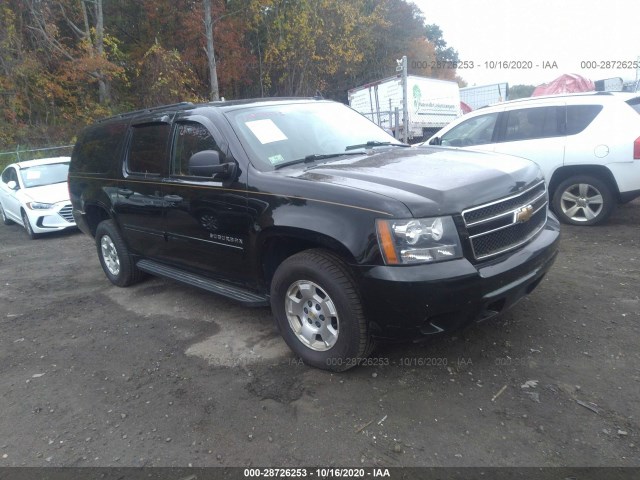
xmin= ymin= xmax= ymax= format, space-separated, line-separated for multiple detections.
xmin=69 ymin=98 xmax=560 ymax=370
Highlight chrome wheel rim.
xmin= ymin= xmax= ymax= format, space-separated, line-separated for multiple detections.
xmin=560 ymin=183 xmax=604 ymax=222
xmin=100 ymin=235 xmax=121 ymax=276
xmin=285 ymin=280 xmax=339 ymax=352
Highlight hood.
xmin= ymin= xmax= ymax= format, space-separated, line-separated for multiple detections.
xmin=288 ymin=147 xmax=543 ymax=217
xmin=23 ymin=182 xmax=70 ymax=204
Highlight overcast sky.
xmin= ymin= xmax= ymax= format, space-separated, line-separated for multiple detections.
xmin=412 ymin=0 xmax=640 ymax=87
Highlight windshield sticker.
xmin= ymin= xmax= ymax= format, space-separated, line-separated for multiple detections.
xmin=246 ymin=119 xmax=288 ymax=144
xmin=268 ymin=154 xmax=285 ymax=165
xmin=25 ymin=170 xmax=42 ymax=180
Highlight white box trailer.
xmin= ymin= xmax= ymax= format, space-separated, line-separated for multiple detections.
xmin=348 ymin=75 xmax=461 ymax=140
xmin=460 ymin=83 xmax=509 ymax=110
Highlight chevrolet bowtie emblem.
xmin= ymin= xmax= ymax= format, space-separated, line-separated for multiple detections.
xmin=515 ymin=205 xmax=534 ymax=223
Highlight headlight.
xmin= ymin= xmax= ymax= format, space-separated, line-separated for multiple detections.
xmin=26 ymin=202 xmax=55 ymax=210
xmin=376 ymin=216 xmax=462 ymax=265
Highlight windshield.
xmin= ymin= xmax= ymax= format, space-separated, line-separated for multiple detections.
xmin=20 ymin=163 xmax=69 ymax=188
xmin=226 ymin=102 xmax=403 ymax=170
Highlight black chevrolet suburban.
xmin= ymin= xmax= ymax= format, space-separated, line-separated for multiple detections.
xmin=69 ymin=98 xmax=560 ymax=370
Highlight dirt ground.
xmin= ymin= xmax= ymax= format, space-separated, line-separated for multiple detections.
xmin=0 ymin=201 xmax=638 ymax=469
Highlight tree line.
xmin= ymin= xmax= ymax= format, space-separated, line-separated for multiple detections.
xmin=0 ymin=0 xmax=462 ymax=152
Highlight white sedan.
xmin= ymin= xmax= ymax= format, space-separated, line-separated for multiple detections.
xmin=0 ymin=156 xmax=76 ymax=239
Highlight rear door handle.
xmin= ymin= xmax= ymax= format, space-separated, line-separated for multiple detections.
xmin=163 ymin=195 xmax=183 ymax=203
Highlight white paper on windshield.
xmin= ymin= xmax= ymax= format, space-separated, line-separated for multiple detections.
xmin=246 ymin=119 xmax=288 ymax=144
xmin=26 ymin=170 xmax=41 ymax=179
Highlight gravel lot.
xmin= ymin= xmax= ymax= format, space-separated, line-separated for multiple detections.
xmin=0 ymin=201 xmax=638 ymax=468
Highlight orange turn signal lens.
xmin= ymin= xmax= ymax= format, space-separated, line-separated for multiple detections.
xmin=376 ymin=219 xmax=399 ymax=265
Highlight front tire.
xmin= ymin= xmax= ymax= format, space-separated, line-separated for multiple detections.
xmin=270 ymin=249 xmax=374 ymax=371
xmin=552 ymin=175 xmax=615 ymax=226
xmin=95 ymin=220 xmax=144 ymax=287
xmin=21 ymin=210 xmax=39 ymax=239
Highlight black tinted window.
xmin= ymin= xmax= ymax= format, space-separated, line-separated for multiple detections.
xmin=625 ymin=97 xmax=640 ymax=115
xmin=127 ymin=123 xmax=170 ymax=175
xmin=565 ymin=105 xmax=603 ymax=135
xmin=440 ymin=113 xmax=499 ymax=147
xmin=502 ymin=106 xmax=560 ymax=142
xmin=171 ymin=122 xmax=223 ymax=176
xmin=71 ymin=122 xmax=127 ymax=173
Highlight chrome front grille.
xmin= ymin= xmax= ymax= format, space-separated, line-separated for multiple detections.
xmin=58 ymin=204 xmax=75 ymax=223
xmin=462 ymin=181 xmax=548 ymax=261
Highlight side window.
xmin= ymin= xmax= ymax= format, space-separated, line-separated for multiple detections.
xmin=171 ymin=122 xmax=225 ymax=176
xmin=1 ymin=167 xmax=13 ymax=184
xmin=565 ymin=105 xmax=603 ymax=135
xmin=127 ymin=123 xmax=170 ymax=175
xmin=440 ymin=113 xmax=499 ymax=147
xmin=5 ymin=167 xmax=19 ymax=186
xmin=502 ymin=106 xmax=560 ymax=142
xmin=71 ymin=122 xmax=127 ymax=174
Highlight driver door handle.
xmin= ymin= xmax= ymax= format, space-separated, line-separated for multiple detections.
xmin=163 ymin=195 xmax=183 ymax=203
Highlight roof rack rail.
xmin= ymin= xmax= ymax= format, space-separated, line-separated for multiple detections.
xmin=98 ymin=101 xmax=194 ymax=123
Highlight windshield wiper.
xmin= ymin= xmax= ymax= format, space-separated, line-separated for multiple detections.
xmin=345 ymin=140 xmax=409 ymax=151
xmin=273 ymin=152 xmax=364 ymax=170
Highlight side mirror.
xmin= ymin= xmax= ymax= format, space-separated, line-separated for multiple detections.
xmin=429 ymin=137 xmax=441 ymax=146
xmin=7 ymin=180 xmax=18 ymax=190
xmin=188 ymin=150 xmax=237 ymax=180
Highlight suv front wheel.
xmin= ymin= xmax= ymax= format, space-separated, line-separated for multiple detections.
xmin=95 ymin=220 xmax=144 ymax=287
xmin=270 ymin=249 xmax=375 ymax=371
xmin=552 ymin=175 xmax=615 ymax=226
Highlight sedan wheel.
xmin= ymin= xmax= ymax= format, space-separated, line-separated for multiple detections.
xmin=21 ymin=210 xmax=38 ymax=239
xmin=1 ymin=203 xmax=13 ymax=225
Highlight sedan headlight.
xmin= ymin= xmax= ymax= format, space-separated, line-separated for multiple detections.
xmin=26 ymin=202 xmax=55 ymax=210
xmin=376 ymin=216 xmax=462 ymax=265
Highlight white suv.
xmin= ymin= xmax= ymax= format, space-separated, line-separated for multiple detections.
xmin=426 ymin=92 xmax=640 ymax=225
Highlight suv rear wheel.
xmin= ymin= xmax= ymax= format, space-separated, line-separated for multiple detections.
xmin=270 ymin=249 xmax=374 ymax=371
xmin=552 ymin=175 xmax=615 ymax=226
xmin=95 ymin=220 xmax=144 ymax=287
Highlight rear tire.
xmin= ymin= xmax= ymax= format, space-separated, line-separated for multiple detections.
xmin=552 ymin=175 xmax=615 ymax=226
xmin=95 ymin=220 xmax=144 ymax=287
xmin=0 ymin=203 xmax=13 ymax=225
xmin=270 ymin=249 xmax=375 ymax=371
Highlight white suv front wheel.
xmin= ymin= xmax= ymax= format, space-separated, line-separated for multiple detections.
xmin=552 ymin=175 xmax=615 ymax=226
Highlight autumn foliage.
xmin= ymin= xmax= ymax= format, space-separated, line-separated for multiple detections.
xmin=0 ymin=0 xmax=461 ymax=153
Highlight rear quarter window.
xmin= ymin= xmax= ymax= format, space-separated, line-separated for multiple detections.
xmin=71 ymin=122 xmax=127 ymax=174
xmin=565 ymin=105 xmax=603 ymax=135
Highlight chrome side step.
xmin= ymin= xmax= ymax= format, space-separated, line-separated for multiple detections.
xmin=136 ymin=259 xmax=269 ymax=307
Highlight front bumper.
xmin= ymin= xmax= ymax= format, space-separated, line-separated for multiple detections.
xmin=26 ymin=203 xmax=76 ymax=233
xmin=357 ymin=213 xmax=561 ymax=341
